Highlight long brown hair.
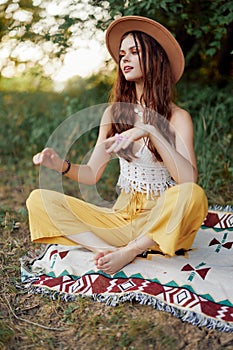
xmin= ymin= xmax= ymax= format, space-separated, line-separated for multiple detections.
xmin=108 ymin=31 xmax=175 ymax=162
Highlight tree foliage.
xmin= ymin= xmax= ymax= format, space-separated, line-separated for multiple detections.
xmin=90 ymin=0 xmax=233 ymax=81
xmin=0 ymin=0 xmax=232 ymax=82
xmin=0 ymin=0 xmax=99 ymax=76
xmin=0 ymin=0 xmax=94 ymax=50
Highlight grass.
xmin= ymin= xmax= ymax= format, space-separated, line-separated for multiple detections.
xmin=1 ymin=214 xmax=233 ymax=350
xmin=1 ymin=150 xmax=233 ymax=350
xmin=0 ymin=81 xmax=232 ymax=349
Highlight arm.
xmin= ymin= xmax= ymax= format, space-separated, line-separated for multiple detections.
xmin=33 ymin=107 xmax=112 ymax=185
xmin=104 ymin=107 xmax=197 ymax=184
xmin=146 ymin=108 xmax=198 ymax=183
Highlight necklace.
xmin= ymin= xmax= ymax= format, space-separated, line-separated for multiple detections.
xmin=136 ymin=99 xmax=146 ymax=106
xmin=134 ymin=107 xmax=143 ymax=118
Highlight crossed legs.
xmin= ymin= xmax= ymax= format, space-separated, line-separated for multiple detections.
xmin=94 ymin=235 xmax=154 ymax=274
xmin=58 ymin=183 xmax=208 ymax=275
xmin=66 ymin=183 xmax=208 ymax=274
xmin=67 ymin=232 xmax=154 ymax=275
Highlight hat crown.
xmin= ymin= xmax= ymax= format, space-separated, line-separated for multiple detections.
xmin=106 ymin=16 xmax=184 ymax=83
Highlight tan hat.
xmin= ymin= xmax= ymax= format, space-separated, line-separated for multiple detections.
xmin=106 ymin=16 xmax=185 ymax=83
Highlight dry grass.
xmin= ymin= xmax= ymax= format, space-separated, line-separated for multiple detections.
xmin=1 ymin=169 xmax=233 ymax=350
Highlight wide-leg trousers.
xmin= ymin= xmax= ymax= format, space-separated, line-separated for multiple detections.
xmin=26 ymin=183 xmax=208 ymax=256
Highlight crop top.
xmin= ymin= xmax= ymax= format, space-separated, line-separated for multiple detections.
xmin=117 ymin=144 xmax=176 ymax=199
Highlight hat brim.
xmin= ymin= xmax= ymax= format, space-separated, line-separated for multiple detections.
xmin=106 ymin=16 xmax=184 ymax=83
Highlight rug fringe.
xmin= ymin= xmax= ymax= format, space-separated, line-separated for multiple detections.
xmin=209 ymin=205 xmax=233 ymax=213
xmin=92 ymin=292 xmax=233 ymax=333
xmin=17 ymin=281 xmax=233 ymax=334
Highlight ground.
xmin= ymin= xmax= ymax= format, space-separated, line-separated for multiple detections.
xmin=1 ymin=171 xmax=233 ymax=350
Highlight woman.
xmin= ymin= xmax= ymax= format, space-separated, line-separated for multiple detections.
xmin=27 ymin=16 xmax=208 ymax=275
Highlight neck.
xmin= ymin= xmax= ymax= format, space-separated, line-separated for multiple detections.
xmin=135 ymin=81 xmax=144 ymax=102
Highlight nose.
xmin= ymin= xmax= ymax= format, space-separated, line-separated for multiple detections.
xmin=122 ymin=52 xmax=130 ymax=62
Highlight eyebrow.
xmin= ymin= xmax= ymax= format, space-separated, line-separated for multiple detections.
xmin=119 ymin=45 xmax=141 ymax=53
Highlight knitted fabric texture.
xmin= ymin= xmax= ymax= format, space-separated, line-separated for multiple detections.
xmin=117 ymin=145 xmax=175 ymax=199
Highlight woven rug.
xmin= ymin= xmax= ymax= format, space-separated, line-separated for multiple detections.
xmin=20 ymin=209 xmax=233 ymax=333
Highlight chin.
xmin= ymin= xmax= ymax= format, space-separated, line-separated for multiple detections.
xmin=125 ymin=76 xmax=140 ymax=82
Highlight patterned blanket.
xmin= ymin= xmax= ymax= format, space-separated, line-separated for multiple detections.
xmin=20 ymin=210 xmax=233 ymax=332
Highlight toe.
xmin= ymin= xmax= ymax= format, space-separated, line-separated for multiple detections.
xmin=94 ymin=251 xmax=105 ymax=261
xmin=98 ymin=256 xmax=108 ymax=267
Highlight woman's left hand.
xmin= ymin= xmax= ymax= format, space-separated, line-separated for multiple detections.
xmin=104 ymin=121 xmax=152 ymax=154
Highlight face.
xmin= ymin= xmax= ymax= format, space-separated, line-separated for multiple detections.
xmin=119 ymin=34 xmax=143 ymax=83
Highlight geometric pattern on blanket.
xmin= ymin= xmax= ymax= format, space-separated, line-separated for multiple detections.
xmin=20 ymin=210 xmax=233 ymax=333
xmin=203 ymin=210 xmax=233 ymax=230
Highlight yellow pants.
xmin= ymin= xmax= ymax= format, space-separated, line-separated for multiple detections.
xmin=26 ymin=183 xmax=208 ymax=256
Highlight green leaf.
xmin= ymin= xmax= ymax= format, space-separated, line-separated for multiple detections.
xmin=205 ymin=48 xmax=216 ymax=56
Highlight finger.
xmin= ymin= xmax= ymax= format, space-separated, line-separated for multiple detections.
xmin=33 ymin=149 xmax=52 ymax=165
xmin=114 ymin=136 xmax=132 ymax=152
xmin=105 ymin=134 xmax=120 ymax=153
xmin=106 ymin=136 xmax=131 ymax=153
xmin=120 ymin=136 xmax=132 ymax=149
xmin=33 ymin=153 xmax=42 ymax=165
xmin=105 ymin=141 xmax=119 ymax=154
xmin=41 ymin=148 xmax=53 ymax=157
xmin=103 ymin=136 xmax=117 ymax=147
xmin=97 ymin=260 xmax=110 ymax=270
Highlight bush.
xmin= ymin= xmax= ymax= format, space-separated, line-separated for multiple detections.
xmin=177 ymin=82 xmax=232 ymax=204
xmin=0 ymin=79 xmax=232 ymax=206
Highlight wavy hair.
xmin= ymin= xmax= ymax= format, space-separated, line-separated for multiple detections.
xmin=108 ymin=31 xmax=175 ymax=161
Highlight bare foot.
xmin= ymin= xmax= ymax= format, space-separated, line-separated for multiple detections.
xmin=94 ymin=245 xmax=139 ymax=275
xmin=94 ymin=251 xmax=111 ymax=266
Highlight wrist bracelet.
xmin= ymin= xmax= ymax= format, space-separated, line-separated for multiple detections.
xmin=61 ymin=159 xmax=71 ymax=175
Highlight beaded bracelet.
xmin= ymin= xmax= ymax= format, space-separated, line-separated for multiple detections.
xmin=61 ymin=159 xmax=71 ymax=175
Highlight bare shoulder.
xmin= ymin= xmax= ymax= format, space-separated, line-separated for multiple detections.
xmin=171 ymin=104 xmax=192 ymax=123
xmin=170 ymin=104 xmax=194 ymax=133
xmin=100 ymin=105 xmax=113 ymax=125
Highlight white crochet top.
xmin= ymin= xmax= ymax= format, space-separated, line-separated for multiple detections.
xmin=117 ymin=144 xmax=176 ymax=199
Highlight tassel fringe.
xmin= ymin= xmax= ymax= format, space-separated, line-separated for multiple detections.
xmin=17 ymin=280 xmax=233 ymax=334
xmin=17 ymin=205 xmax=233 ymax=333
xmin=208 ymin=205 xmax=233 ymax=213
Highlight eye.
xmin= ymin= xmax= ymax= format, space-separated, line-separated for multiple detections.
xmin=119 ymin=51 xmax=125 ymax=60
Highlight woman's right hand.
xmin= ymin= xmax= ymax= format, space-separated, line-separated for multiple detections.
xmin=33 ymin=147 xmax=64 ymax=172
xmin=104 ymin=121 xmax=152 ymax=154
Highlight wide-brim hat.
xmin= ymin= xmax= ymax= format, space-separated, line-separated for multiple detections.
xmin=106 ymin=16 xmax=184 ymax=83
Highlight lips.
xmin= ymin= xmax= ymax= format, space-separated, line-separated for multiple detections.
xmin=124 ymin=66 xmax=133 ymax=73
